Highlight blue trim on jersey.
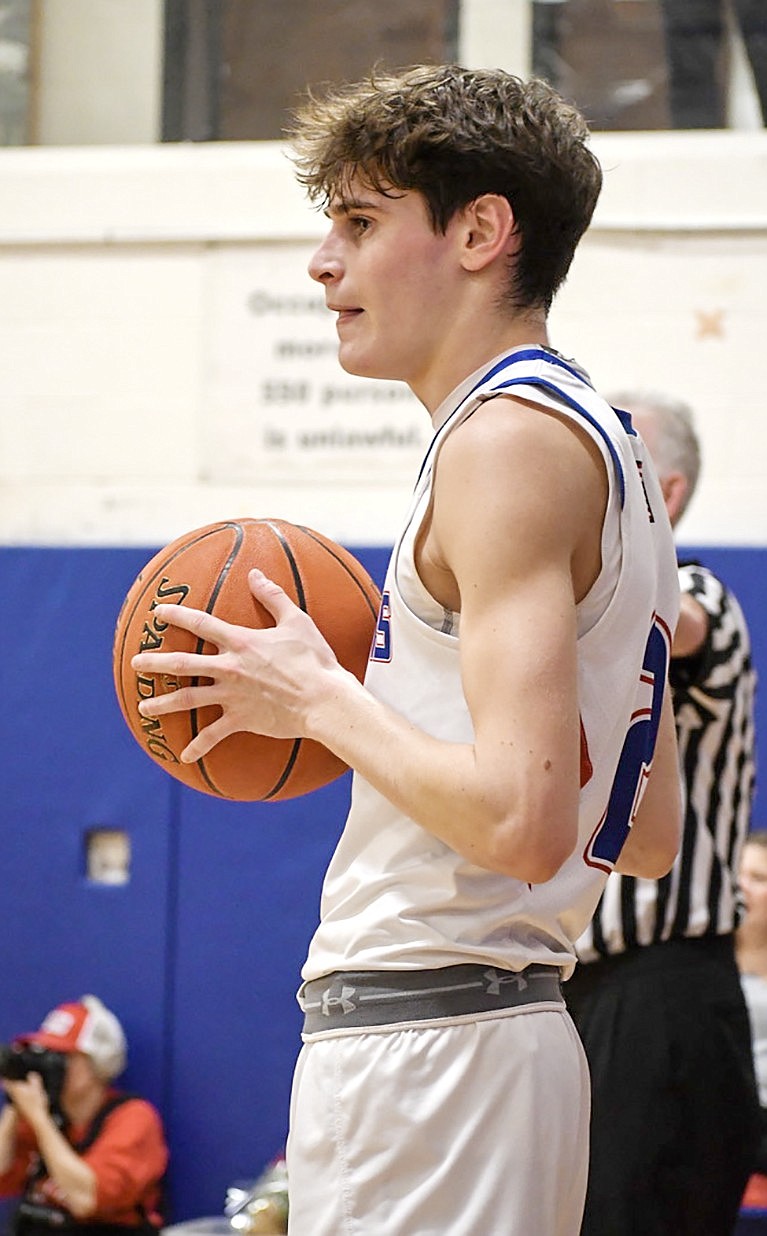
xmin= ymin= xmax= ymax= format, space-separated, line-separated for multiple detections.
xmin=416 ymin=350 xmax=625 ymax=497
xmin=612 ymin=406 xmax=636 ymax=436
xmin=464 ymin=348 xmax=595 ymax=403
xmin=487 ymin=376 xmax=627 ymax=507
xmin=417 ymin=351 xmax=580 ymax=485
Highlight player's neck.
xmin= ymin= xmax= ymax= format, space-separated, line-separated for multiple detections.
xmin=415 ymin=311 xmax=551 ymax=417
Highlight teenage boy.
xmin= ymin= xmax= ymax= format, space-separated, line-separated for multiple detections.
xmin=132 ymin=65 xmax=681 ymax=1236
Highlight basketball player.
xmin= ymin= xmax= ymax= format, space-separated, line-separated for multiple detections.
xmin=131 ymin=66 xmax=681 ymax=1235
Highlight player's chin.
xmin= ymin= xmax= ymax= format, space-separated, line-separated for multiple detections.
xmin=337 ymin=347 xmax=398 ymax=382
xmin=337 ymin=347 xmax=371 ymax=377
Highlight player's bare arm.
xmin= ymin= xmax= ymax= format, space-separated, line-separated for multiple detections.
xmin=134 ymin=395 xmax=605 ymax=885
xmin=413 ymin=395 xmax=608 ymax=879
xmin=294 ymin=396 xmax=600 ymax=882
xmin=613 ymin=682 xmax=681 ymax=878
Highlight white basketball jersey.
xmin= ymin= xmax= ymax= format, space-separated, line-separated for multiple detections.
xmin=302 ymin=347 xmax=680 ymax=983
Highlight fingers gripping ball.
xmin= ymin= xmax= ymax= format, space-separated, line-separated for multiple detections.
xmin=113 ymin=518 xmax=381 ymax=801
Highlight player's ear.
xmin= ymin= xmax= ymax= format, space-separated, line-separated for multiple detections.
xmin=660 ymin=470 xmax=689 ymax=525
xmin=460 ymin=194 xmax=519 ymax=272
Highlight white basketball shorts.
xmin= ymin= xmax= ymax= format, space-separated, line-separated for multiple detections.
xmin=286 ymin=1004 xmax=589 ymax=1235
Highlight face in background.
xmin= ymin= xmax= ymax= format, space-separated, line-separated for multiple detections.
xmin=60 ymin=1051 xmax=103 ymax=1109
xmin=740 ymin=840 xmax=767 ymax=934
xmin=627 ymin=405 xmax=661 ymax=464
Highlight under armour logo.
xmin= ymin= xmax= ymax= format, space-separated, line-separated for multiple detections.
xmin=483 ymin=968 xmax=527 ymax=996
xmin=322 ymin=986 xmax=357 ymax=1016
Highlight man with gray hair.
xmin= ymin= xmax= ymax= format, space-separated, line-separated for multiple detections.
xmin=565 ymin=390 xmax=761 ymax=1236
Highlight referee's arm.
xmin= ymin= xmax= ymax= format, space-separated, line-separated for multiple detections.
xmin=671 ymin=592 xmax=708 ymax=660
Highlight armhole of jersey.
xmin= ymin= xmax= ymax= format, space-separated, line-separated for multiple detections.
xmin=393 ymin=395 xmax=495 ymax=629
xmin=393 ymin=455 xmax=455 ymax=634
xmin=396 ymin=365 xmax=625 ymax=636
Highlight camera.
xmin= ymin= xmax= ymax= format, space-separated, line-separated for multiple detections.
xmin=0 ymin=1043 xmax=67 ymax=1112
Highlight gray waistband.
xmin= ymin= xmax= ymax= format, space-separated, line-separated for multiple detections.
xmin=299 ymin=963 xmax=563 ymax=1034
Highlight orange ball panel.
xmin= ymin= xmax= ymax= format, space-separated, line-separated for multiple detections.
xmin=113 ymin=519 xmax=381 ymax=801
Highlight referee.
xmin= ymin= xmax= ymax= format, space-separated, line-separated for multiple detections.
xmin=565 ymin=389 xmax=761 ymax=1236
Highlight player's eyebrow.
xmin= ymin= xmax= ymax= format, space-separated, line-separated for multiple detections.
xmin=324 ymin=196 xmax=382 ymax=219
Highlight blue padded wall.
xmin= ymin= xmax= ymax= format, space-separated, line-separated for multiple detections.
xmin=0 ymin=544 xmax=389 ymax=1222
xmin=0 ymin=547 xmax=175 ymax=1106
xmin=0 ymin=543 xmax=763 ymax=1220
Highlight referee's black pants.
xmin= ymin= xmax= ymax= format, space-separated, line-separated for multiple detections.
xmin=565 ymin=934 xmax=761 ymax=1236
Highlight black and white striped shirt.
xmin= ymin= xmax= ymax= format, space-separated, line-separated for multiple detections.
xmin=576 ymin=561 xmax=757 ymax=962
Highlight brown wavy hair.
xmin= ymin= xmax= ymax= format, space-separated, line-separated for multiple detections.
xmin=288 ymin=64 xmax=602 ymax=312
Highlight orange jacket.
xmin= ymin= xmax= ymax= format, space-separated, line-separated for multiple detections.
xmin=0 ymin=1092 xmax=168 ymax=1228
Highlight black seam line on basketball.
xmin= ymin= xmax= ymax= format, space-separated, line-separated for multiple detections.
xmin=263 ymin=738 xmax=304 ymax=800
xmin=256 ymin=521 xmax=308 ymax=798
xmin=191 ymin=522 xmax=244 ymax=798
xmin=118 ymin=526 xmax=235 ymax=719
xmin=264 ymin=520 xmax=307 ymax=611
xmin=297 ymin=526 xmax=379 ymax=620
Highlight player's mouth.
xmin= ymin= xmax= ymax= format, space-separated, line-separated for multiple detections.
xmin=329 ymin=305 xmax=363 ymax=327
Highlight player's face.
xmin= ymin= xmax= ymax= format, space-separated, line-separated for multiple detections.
xmin=308 ymin=177 xmax=463 ymax=402
xmin=740 ymin=843 xmax=767 ymax=926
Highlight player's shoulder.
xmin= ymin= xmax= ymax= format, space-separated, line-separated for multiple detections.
xmin=447 ymin=388 xmax=602 ymax=471
xmin=434 ymin=392 xmax=607 ymax=565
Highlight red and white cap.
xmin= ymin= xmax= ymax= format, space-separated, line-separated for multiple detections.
xmin=17 ymin=995 xmax=127 ymax=1080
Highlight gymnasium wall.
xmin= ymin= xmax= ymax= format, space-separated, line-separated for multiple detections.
xmin=1 ymin=135 xmax=766 ymax=1221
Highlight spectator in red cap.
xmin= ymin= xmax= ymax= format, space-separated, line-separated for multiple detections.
xmin=0 ymin=996 xmax=168 ymax=1236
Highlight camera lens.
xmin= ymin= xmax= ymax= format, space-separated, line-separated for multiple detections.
xmin=0 ymin=1044 xmax=30 ymax=1081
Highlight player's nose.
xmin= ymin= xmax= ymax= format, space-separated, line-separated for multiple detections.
xmin=308 ymin=233 xmax=343 ymax=285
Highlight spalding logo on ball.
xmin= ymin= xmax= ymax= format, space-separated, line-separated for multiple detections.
xmin=113 ymin=518 xmax=381 ymax=802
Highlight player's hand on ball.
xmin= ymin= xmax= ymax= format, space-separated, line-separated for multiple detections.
xmin=132 ymin=568 xmax=342 ymax=764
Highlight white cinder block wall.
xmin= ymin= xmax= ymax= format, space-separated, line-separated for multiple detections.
xmin=1 ymin=133 xmax=766 ymax=549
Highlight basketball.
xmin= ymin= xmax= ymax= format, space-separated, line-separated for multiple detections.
xmin=113 ymin=518 xmax=381 ymax=802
